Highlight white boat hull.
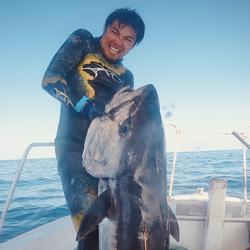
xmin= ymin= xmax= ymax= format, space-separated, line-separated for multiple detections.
xmin=169 ymin=179 xmax=250 ymax=250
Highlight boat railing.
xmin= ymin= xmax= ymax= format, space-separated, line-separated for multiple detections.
xmin=1 ymin=130 xmax=249 ymax=231
xmin=0 ymin=142 xmax=55 ymax=231
xmin=166 ymin=124 xmax=249 ymax=202
xmin=232 ymin=131 xmax=250 ymax=202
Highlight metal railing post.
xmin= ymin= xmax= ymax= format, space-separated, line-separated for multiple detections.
xmin=232 ymin=131 xmax=249 ymax=202
xmin=0 ymin=142 xmax=54 ymax=231
xmin=243 ymin=145 xmax=248 ymax=202
xmin=165 ymin=123 xmax=179 ymax=198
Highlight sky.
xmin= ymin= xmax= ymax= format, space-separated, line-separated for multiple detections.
xmin=0 ymin=0 xmax=250 ymax=160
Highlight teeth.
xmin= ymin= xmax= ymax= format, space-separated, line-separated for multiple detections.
xmin=110 ymin=46 xmax=120 ymax=54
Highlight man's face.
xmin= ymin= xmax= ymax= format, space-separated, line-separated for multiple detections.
xmin=100 ymin=20 xmax=137 ymax=62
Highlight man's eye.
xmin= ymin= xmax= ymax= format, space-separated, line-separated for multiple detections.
xmin=111 ymin=29 xmax=118 ymax=35
xmin=125 ymin=38 xmax=135 ymax=45
xmin=125 ymin=38 xmax=132 ymax=42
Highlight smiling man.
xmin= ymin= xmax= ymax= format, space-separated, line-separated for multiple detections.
xmin=100 ymin=20 xmax=137 ymax=61
xmin=42 ymin=8 xmax=145 ymax=250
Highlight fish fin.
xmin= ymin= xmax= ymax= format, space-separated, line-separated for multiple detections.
xmin=168 ymin=205 xmax=180 ymax=242
xmin=76 ymin=188 xmax=111 ymax=241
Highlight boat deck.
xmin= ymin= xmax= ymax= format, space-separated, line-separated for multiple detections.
xmin=0 ymin=216 xmax=76 ymax=250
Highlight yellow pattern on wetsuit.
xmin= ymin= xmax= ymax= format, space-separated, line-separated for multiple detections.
xmin=71 ymin=212 xmax=84 ymax=232
xmin=71 ymin=185 xmax=98 ymax=232
xmin=78 ymin=54 xmax=126 ymax=99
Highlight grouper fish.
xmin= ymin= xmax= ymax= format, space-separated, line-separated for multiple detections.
xmin=77 ymin=84 xmax=179 ymax=249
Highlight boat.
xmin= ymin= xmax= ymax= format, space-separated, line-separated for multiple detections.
xmin=0 ymin=128 xmax=249 ymax=250
xmin=167 ymin=127 xmax=250 ymax=250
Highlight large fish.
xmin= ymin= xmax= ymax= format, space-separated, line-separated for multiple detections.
xmin=77 ymin=84 xmax=179 ymax=249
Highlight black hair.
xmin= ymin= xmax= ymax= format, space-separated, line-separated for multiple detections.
xmin=104 ymin=8 xmax=145 ymax=45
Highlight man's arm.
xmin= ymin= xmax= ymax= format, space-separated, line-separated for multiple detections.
xmin=42 ymin=29 xmax=99 ymax=119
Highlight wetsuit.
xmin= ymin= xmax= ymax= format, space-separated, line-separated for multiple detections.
xmin=42 ymin=29 xmax=134 ymax=249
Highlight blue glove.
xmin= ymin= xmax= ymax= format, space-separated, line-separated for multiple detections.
xmin=75 ymin=96 xmax=102 ymax=121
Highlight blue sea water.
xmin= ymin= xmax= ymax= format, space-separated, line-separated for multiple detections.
xmin=0 ymin=149 xmax=249 ymax=243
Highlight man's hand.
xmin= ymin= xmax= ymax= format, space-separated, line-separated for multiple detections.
xmin=88 ymin=105 xmax=102 ymax=121
xmin=75 ymin=96 xmax=102 ymax=121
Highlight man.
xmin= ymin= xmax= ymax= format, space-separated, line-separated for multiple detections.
xmin=42 ymin=8 xmax=145 ymax=249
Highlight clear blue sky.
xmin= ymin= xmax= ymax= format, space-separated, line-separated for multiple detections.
xmin=0 ymin=0 xmax=250 ymax=160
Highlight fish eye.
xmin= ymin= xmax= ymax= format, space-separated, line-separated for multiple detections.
xmin=120 ymin=125 xmax=129 ymax=135
xmin=119 ymin=118 xmax=131 ymax=136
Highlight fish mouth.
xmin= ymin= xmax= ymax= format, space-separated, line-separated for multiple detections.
xmin=103 ymin=84 xmax=160 ymax=125
xmin=129 ymin=84 xmax=159 ymax=116
xmin=136 ymin=84 xmax=158 ymax=102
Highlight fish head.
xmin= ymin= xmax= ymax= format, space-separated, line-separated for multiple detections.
xmin=82 ymin=84 xmax=164 ymax=178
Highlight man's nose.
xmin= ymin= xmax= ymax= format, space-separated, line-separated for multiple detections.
xmin=113 ymin=36 xmax=123 ymax=47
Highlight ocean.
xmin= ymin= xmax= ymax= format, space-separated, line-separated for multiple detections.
xmin=0 ymin=149 xmax=249 ymax=243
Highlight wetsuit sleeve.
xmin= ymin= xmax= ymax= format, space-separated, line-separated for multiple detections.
xmin=41 ymin=29 xmax=93 ymax=110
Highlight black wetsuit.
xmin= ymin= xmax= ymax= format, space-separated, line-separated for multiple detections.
xmin=42 ymin=29 xmax=134 ymax=249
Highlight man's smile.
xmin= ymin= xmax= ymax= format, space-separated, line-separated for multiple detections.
xmin=109 ymin=45 xmax=121 ymax=54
